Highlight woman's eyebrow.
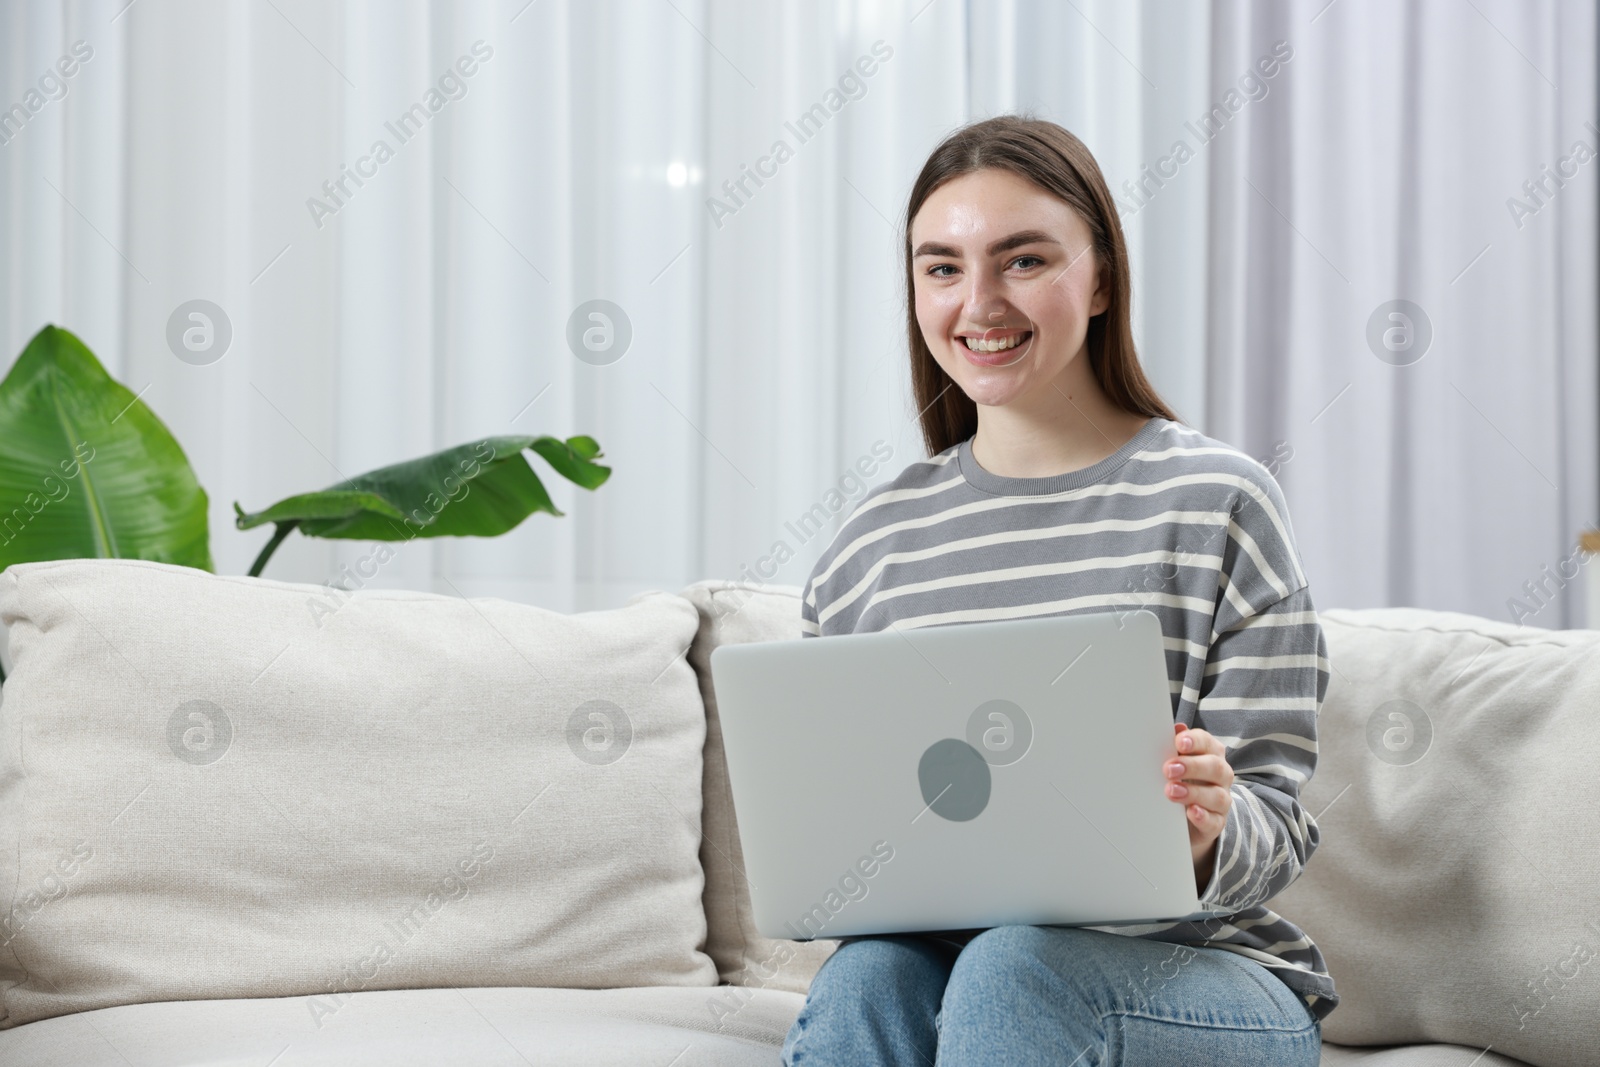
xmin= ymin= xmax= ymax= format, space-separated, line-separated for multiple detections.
xmin=912 ymin=229 xmax=1061 ymax=258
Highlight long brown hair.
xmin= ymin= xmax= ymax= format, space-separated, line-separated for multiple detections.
xmin=904 ymin=115 xmax=1180 ymax=456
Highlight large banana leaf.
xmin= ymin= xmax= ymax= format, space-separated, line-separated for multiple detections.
xmin=235 ymin=434 xmax=610 ymax=576
xmin=0 ymin=325 xmax=212 ymax=573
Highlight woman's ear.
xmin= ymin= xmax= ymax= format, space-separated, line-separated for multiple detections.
xmin=1088 ymin=261 xmax=1111 ymax=317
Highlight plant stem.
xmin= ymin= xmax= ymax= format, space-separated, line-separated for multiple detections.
xmin=248 ymin=520 xmax=300 ymax=578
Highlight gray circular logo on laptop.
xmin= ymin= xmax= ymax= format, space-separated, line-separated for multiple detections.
xmin=966 ymin=699 xmax=1032 ymax=766
xmin=917 ymin=738 xmax=991 ymax=822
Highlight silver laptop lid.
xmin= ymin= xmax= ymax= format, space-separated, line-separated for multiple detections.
xmin=709 ymin=609 xmax=1203 ymax=939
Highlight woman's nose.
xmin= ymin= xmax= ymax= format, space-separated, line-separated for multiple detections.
xmin=963 ymin=280 xmax=1009 ymax=324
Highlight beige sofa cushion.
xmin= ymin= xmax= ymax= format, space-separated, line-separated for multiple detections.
xmin=679 ymin=580 xmax=837 ymax=1001
xmin=1273 ymin=608 xmax=1600 ymax=1067
xmin=1320 ymin=1046 xmax=1535 ymax=1067
xmin=0 ymin=559 xmax=717 ymax=1028
xmin=0 ymin=984 xmax=807 ymax=1067
xmin=0 ymin=981 xmax=1541 ymax=1067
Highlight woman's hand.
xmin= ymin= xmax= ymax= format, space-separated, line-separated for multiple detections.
xmin=1166 ymin=723 xmax=1234 ymax=896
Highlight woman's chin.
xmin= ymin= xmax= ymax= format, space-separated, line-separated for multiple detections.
xmin=934 ymin=355 xmax=1044 ymax=409
xmin=954 ymin=375 xmax=1031 ymax=409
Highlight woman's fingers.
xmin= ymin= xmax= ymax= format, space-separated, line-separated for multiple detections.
xmin=1174 ymin=724 xmax=1219 ymax=755
xmin=1167 ymin=781 xmax=1230 ymax=815
xmin=1186 ymin=799 xmax=1227 ymax=834
xmin=1164 ymin=752 xmax=1233 ymax=789
xmin=1169 ymin=725 xmax=1233 ymax=833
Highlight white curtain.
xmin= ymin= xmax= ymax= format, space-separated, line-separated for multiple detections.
xmin=1205 ymin=0 xmax=1598 ymax=627
xmin=0 ymin=0 xmax=1210 ymax=609
xmin=2 ymin=0 xmax=1593 ymax=627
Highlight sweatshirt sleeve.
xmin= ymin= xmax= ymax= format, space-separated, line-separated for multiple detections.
xmin=1189 ymin=470 xmax=1330 ymax=915
xmin=799 ymin=568 xmax=823 ymax=637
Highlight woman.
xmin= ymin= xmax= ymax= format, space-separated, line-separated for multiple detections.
xmin=783 ymin=115 xmax=1334 ymax=1066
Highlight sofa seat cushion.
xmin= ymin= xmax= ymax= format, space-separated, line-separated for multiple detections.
xmin=0 ymin=985 xmax=808 ymax=1066
xmin=1321 ymin=1046 xmax=1534 ymax=1066
xmin=0 ymin=984 xmax=1537 ymax=1067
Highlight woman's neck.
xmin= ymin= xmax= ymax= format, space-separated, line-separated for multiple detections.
xmin=969 ymin=361 xmax=1153 ymax=479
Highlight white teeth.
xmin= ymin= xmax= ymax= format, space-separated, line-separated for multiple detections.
xmin=962 ymin=333 xmax=1028 ymax=353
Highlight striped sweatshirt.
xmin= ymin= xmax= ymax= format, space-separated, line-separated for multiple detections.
xmin=799 ymin=416 xmax=1338 ymax=1022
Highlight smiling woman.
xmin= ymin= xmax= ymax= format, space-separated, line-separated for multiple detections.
xmin=785 ymin=115 xmax=1334 ymax=1067
xmin=904 ymin=123 xmax=1178 ymax=477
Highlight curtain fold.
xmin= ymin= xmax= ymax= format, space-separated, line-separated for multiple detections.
xmin=1205 ymin=0 xmax=1597 ymax=626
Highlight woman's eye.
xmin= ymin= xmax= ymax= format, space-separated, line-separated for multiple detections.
xmin=925 ymin=255 xmax=1040 ymax=278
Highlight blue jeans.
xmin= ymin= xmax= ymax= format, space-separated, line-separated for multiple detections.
xmin=782 ymin=925 xmax=1321 ymax=1066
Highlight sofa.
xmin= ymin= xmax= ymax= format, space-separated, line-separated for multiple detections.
xmin=0 ymin=558 xmax=1592 ymax=1067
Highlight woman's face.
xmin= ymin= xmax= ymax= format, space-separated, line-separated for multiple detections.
xmin=911 ymin=168 xmax=1109 ymax=410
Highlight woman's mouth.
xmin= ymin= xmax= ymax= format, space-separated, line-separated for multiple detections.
xmin=958 ymin=330 xmax=1033 ymax=366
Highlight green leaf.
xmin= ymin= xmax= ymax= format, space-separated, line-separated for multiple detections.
xmin=0 ymin=325 xmax=212 ymax=572
xmin=234 ymin=434 xmax=611 ymax=575
xmin=232 ymin=490 xmax=407 ymax=531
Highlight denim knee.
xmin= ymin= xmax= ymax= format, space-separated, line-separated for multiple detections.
xmin=784 ymin=936 xmax=955 ymax=1067
xmin=807 ymin=935 xmax=952 ymax=1007
xmin=936 ymin=925 xmax=1322 ymax=1067
xmin=941 ymin=925 xmax=1084 ymax=1018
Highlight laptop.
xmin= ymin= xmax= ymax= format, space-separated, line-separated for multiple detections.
xmin=708 ymin=609 xmax=1206 ymax=940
